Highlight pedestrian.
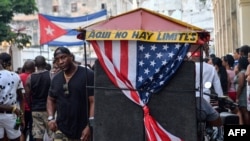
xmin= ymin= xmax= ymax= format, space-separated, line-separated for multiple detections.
xmin=50 ymin=59 xmax=60 ymax=79
xmin=0 ymin=52 xmax=24 ymax=141
xmin=26 ymin=55 xmax=52 ymax=141
xmin=211 ymin=57 xmax=229 ymax=95
xmin=47 ymin=47 xmax=94 ymax=141
xmin=45 ymin=63 xmax=52 ymax=71
xmin=234 ymin=56 xmax=249 ymax=125
xmin=207 ymin=53 xmax=216 ymax=65
xmin=190 ymin=50 xmax=223 ymax=141
xmin=222 ymin=54 xmax=243 ymax=124
xmin=191 ymin=52 xmax=223 ymax=123
xmin=192 ymin=57 xmax=224 ymax=102
xmin=245 ymin=51 xmax=250 ymax=124
xmin=221 ymin=54 xmax=236 ymax=101
xmin=239 ymin=45 xmax=250 ymax=57
xmin=19 ymin=59 xmax=35 ymax=141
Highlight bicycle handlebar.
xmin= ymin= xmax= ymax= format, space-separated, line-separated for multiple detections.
xmin=203 ymin=92 xmax=238 ymax=111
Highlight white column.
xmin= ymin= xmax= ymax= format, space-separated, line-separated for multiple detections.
xmin=11 ymin=45 xmax=22 ymax=71
xmin=238 ymin=0 xmax=250 ymax=45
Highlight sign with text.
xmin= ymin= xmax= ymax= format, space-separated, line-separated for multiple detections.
xmin=86 ymin=30 xmax=198 ymax=43
xmin=224 ymin=125 xmax=250 ymax=140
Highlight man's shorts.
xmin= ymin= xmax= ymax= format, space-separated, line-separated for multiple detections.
xmin=32 ymin=111 xmax=52 ymax=139
xmin=0 ymin=113 xmax=21 ymax=139
xmin=54 ymin=130 xmax=81 ymax=141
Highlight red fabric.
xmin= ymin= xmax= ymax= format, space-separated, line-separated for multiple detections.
xmin=86 ymin=8 xmax=204 ymax=32
xmin=228 ymin=91 xmax=237 ymax=102
xmin=19 ymin=73 xmax=31 ymax=111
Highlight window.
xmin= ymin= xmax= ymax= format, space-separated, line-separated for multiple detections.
xmin=71 ymin=3 xmax=77 ymax=12
xmin=53 ymin=5 xmax=59 ymax=12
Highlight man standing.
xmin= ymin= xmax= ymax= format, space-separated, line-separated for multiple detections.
xmin=47 ymin=47 xmax=94 ymax=141
xmin=194 ymin=57 xmax=223 ymax=125
xmin=26 ymin=55 xmax=51 ymax=141
xmin=0 ymin=52 xmax=24 ymax=141
xmin=190 ymin=50 xmax=223 ymax=140
xmin=19 ymin=59 xmax=35 ymax=141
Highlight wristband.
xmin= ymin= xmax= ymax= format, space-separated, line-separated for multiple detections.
xmin=48 ymin=116 xmax=54 ymax=121
xmin=88 ymin=117 xmax=94 ymax=127
xmin=12 ymin=106 xmax=17 ymax=113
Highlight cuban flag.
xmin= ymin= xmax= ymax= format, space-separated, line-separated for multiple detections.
xmin=38 ymin=9 xmax=107 ymax=46
xmin=90 ymin=40 xmax=190 ymax=141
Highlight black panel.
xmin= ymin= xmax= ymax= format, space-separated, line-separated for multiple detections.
xmin=93 ymin=60 xmax=197 ymax=141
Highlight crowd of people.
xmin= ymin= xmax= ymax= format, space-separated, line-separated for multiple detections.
xmin=203 ymin=44 xmax=250 ymax=125
xmin=1 ymin=44 xmax=250 ymax=141
xmin=0 ymin=47 xmax=94 ymax=141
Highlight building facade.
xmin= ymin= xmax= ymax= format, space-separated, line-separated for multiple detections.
xmin=1 ymin=0 xmax=215 ymax=70
xmin=212 ymin=0 xmax=250 ymax=57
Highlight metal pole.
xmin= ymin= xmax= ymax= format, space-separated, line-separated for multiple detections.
xmin=199 ymin=44 xmax=204 ymax=141
xmin=83 ymin=40 xmax=93 ymax=141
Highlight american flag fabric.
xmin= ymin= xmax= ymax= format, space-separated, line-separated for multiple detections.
xmin=90 ymin=40 xmax=190 ymax=141
xmin=38 ymin=9 xmax=107 ymax=46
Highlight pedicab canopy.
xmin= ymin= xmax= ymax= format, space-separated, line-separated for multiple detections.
xmin=78 ymin=8 xmax=210 ymax=141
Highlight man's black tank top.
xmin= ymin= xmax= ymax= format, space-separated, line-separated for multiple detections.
xmin=30 ymin=70 xmax=51 ymax=111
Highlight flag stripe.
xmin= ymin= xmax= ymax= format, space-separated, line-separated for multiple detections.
xmin=120 ymin=41 xmax=129 ymax=82
xmin=91 ymin=40 xmax=143 ymax=105
xmin=42 ymin=10 xmax=107 ymax=23
xmin=65 ymin=30 xmax=80 ymax=35
xmin=112 ymin=41 xmax=121 ymax=72
xmin=93 ymin=41 xmax=118 ymax=87
xmin=127 ymin=41 xmax=137 ymax=88
xmin=51 ymin=34 xmax=81 ymax=42
xmin=47 ymin=40 xmax=84 ymax=46
xmin=104 ymin=41 xmax=113 ymax=63
xmin=39 ymin=9 xmax=107 ymax=46
xmin=52 ymin=16 xmax=107 ymax=29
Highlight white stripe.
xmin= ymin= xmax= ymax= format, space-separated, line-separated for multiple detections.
xmin=52 ymin=16 xmax=107 ymax=29
xmin=127 ymin=41 xmax=137 ymax=88
xmin=53 ymin=35 xmax=82 ymax=42
xmin=156 ymin=122 xmax=182 ymax=141
xmin=151 ymin=126 xmax=161 ymax=141
xmin=112 ymin=41 xmax=121 ymax=72
xmin=144 ymin=129 xmax=151 ymax=141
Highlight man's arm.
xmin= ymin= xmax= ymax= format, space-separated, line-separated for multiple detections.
xmin=246 ymin=65 xmax=250 ymax=85
xmin=88 ymin=96 xmax=94 ymax=118
xmin=47 ymin=95 xmax=56 ymax=118
xmin=17 ymin=89 xmax=25 ymax=114
xmin=25 ymin=75 xmax=31 ymax=99
xmin=47 ymin=95 xmax=57 ymax=132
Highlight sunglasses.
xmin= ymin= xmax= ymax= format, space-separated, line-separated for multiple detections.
xmin=63 ymin=83 xmax=69 ymax=95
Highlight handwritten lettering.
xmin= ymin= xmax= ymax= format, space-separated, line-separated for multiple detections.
xmin=88 ymin=31 xmax=111 ymax=39
xmin=115 ymin=32 xmax=128 ymax=38
xmin=86 ymin=30 xmax=198 ymax=43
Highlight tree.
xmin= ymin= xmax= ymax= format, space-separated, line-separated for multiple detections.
xmin=0 ymin=0 xmax=38 ymax=49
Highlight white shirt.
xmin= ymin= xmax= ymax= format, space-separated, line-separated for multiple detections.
xmin=195 ymin=62 xmax=223 ymax=102
xmin=0 ymin=70 xmax=23 ymax=106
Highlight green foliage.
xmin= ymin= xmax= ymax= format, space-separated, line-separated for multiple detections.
xmin=7 ymin=32 xmax=32 ymax=49
xmin=0 ymin=0 xmax=38 ymax=49
xmin=11 ymin=0 xmax=38 ymax=15
xmin=0 ymin=0 xmax=13 ymax=23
